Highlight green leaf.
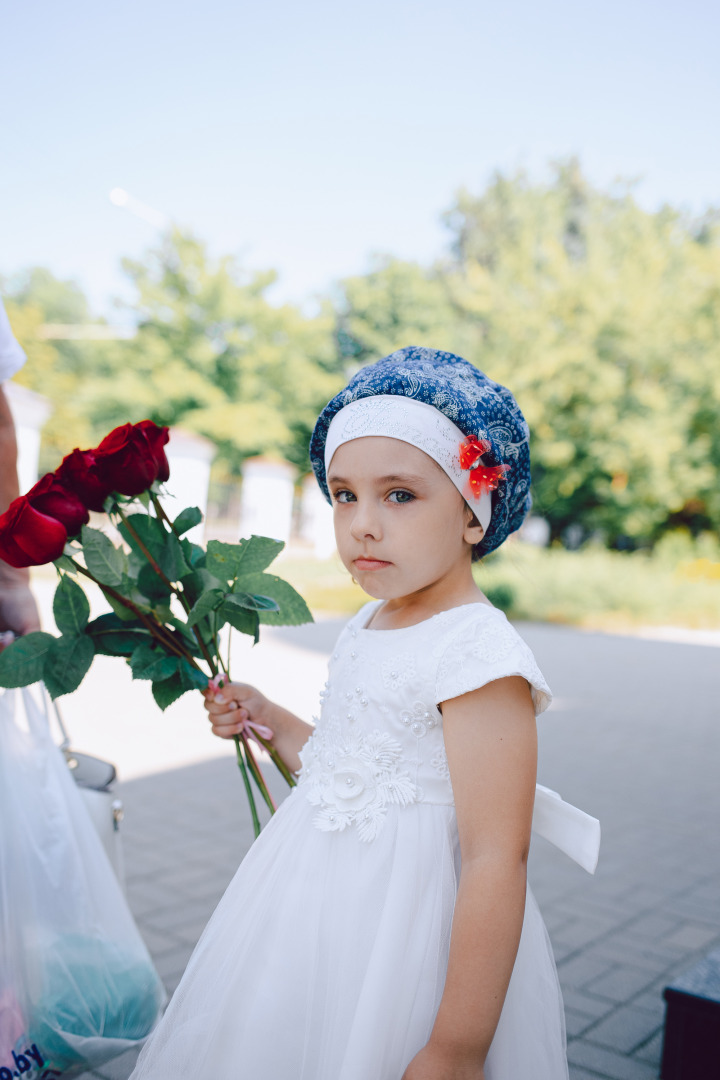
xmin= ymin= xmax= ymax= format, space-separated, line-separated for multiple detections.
xmin=86 ymin=614 xmax=149 ymax=656
xmin=53 ymin=576 xmax=90 ymax=635
xmin=43 ymin=635 xmax=95 ymax=698
xmin=231 ymin=572 xmax=312 ymax=626
xmin=118 ymin=513 xmax=167 ymax=561
xmin=178 ymin=660 xmax=210 ymax=691
xmin=151 ymin=672 xmax=188 ymax=711
xmin=219 ymin=601 xmax=260 ymax=642
xmin=234 ymin=535 xmax=285 ymax=575
xmin=137 ymin=562 xmax=173 ymax=600
xmin=174 ymin=506 xmax=203 ymax=535
xmin=81 ymin=526 xmax=126 ymax=587
xmin=206 ymin=535 xmax=285 ymax=583
xmin=186 ymin=589 xmax=225 ymax=627
xmin=53 ymin=554 xmax=78 ymax=574
xmin=157 ymin=532 xmax=190 ymax=581
xmin=181 ymin=539 xmax=205 ymax=568
xmin=205 ymin=540 xmax=244 ymax=581
xmin=0 ymin=632 xmax=56 ymax=687
xmin=181 ymin=568 xmax=225 ymax=605
xmin=103 ymin=591 xmax=139 ymax=622
xmin=224 ymin=592 xmax=279 ymax=613
xmin=129 ymin=642 xmax=181 ymax=681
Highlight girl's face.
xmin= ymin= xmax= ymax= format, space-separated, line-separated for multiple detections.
xmin=328 ymin=436 xmax=483 ymax=605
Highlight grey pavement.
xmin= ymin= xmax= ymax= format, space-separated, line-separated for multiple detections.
xmin=78 ymin=621 xmax=720 ymax=1080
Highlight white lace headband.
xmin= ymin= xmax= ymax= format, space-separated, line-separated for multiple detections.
xmin=324 ymin=396 xmax=496 ymax=535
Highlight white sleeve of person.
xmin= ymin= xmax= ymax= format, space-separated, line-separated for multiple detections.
xmin=435 ymin=608 xmax=600 ymax=874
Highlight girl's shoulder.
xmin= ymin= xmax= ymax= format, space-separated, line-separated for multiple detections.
xmin=433 ymin=603 xmax=553 ymax=716
xmin=341 ymin=600 xmax=551 ymax=715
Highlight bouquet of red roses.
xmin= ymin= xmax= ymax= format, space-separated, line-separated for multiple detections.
xmin=0 ymin=420 xmax=310 ymax=835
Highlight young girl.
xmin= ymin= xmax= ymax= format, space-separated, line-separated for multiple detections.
xmin=130 ymin=345 xmax=598 ymax=1080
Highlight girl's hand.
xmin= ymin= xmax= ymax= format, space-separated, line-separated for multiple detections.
xmin=203 ymin=681 xmax=273 ymax=740
xmin=401 ymin=1043 xmax=484 ymax=1080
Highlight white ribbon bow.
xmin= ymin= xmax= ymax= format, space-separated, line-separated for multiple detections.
xmin=532 ymin=784 xmax=601 ymax=874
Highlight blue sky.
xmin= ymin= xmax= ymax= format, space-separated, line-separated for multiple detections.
xmin=2 ymin=0 xmax=718 ymax=318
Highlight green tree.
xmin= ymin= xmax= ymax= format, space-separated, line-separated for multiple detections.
xmin=2 ymin=270 xmax=109 ymax=470
xmin=94 ymin=229 xmax=343 ymax=472
xmin=441 ymin=160 xmax=720 ymax=545
xmin=336 ymin=256 xmax=474 ymax=365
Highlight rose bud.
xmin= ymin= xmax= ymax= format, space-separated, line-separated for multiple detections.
xmin=0 ymin=495 xmax=68 ymax=568
xmin=135 ymin=420 xmax=170 ymax=483
xmin=94 ymin=422 xmax=159 ymax=496
xmin=27 ymin=473 xmax=89 ymax=536
xmin=57 ymin=448 xmax=114 ymax=512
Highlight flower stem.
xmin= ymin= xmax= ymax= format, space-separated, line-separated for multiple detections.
xmin=252 ymin=732 xmax=297 ymax=788
xmin=117 ymin=503 xmax=219 ymax=674
xmin=234 ymin=735 xmax=261 ymax=838
xmin=150 ymin=493 xmax=183 ymax=541
xmin=72 ymin=563 xmax=202 ymax=669
xmin=115 ymin=507 xmax=177 ymax=596
xmin=241 ymin=733 xmax=278 ymax=814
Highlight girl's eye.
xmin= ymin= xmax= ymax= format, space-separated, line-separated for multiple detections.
xmin=388 ymin=490 xmax=415 ymax=504
xmin=332 ymin=489 xmax=356 ymax=503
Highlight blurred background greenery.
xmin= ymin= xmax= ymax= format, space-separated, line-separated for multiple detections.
xmin=4 ymin=160 xmax=720 ymax=629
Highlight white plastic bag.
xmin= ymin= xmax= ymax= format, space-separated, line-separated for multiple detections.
xmin=0 ymin=687 xmax=166 ymax=1079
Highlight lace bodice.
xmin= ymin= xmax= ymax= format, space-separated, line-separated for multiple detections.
xmin=297 ymin=601 xmax=551 ymax=842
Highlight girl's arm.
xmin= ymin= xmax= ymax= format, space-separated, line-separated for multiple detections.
xmin=203 ymin=683 xmax=314 ymax=774
xmin=402 ymin=675 xmax=537 ymax=1080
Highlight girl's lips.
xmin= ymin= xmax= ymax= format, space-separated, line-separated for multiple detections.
xmin=354 ymin=557 xmax=392 ymax=571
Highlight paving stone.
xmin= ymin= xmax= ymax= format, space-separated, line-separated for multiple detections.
xmin=562 ymin=988 xmax=616 ymax=1021
xmin=580 ymin=939 xmax=676 ymax=977
xmin=565 ymin=1007 xmax=597 ymax=1038
xmin=135 ymin=922 xmax=185 ymax=955
xmin=567 ymin=1040 xmax=659 ymax=1080
xmin=553 ymin=917 xmax=619 ymax=951
xmin=634 ymin=1028 xmax=664 ymax=1066
xmin=558 ymin=953 xmax=618 ymax=990
xmin=585 ymin=965 xmax=658 ymax=1004
xmin=151 ymin=942 xmax=195 ymax=980
xmin=91 ymin=1046 xmax=142 ymax=1079
xmin=583 ymin=1005 xmax=663 ymax=1054
xmin=174 ymin=915 xmax=214 ymax=947
xmin=663 ymin=922 xmax=720 ymax=950
xmin=141 ymin=897 xmax=217 ymax=932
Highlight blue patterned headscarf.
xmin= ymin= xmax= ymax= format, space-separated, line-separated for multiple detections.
xmin=310 ymin=345 xmax=531 ymax=558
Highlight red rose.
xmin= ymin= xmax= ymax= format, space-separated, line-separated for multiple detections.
xmin=0 ymin=496 xmax=67 ymax=568
xmin=135 ymin=420 xmax=170 ymax=483
xmin=57 ymin=448 xmax=114 ymax=512
xmin=94 ymin=421 xmax=170 ymax=497
xmin=27 ymin=473 xmax=89 ymax=536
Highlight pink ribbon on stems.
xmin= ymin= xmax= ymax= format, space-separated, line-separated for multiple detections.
xmin=207 ymin=675 xmax=274 ymax=744
xmin=236 ymin=716 xmax=274 ymax=745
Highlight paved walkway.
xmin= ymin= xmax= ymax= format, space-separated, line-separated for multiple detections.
xmin=65 ymin=619 xmax=719 ymax=1080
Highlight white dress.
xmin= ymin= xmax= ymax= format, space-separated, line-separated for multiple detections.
xmin=130 ymin=602 xmax=568 ymax=1080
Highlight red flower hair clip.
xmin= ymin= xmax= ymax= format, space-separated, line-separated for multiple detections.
xmin=458 ymin=435 xmax=509 ymax=497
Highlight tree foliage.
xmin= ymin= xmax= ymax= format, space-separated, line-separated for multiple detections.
xmin=100 ymin=230 xmax=343 ymax=471
xmin=338 ymin=160 xmax=720 ymax=546
xmin=4 ymin=163 xmax=720 ymax=547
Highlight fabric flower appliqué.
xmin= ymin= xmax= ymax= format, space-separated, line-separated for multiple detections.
xmin=298 ymin=729 xmax=417 ymax=842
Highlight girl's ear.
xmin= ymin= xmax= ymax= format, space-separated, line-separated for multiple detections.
xmin=463 ymin=505 xmax=484 ymax=548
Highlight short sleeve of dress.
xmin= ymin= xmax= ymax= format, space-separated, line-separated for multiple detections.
xmin=434 ymin=607 xmax=552 ymax=716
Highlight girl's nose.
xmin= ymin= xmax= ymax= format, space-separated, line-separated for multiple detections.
xmin=349 ymin=501 xmax=382 ymax=541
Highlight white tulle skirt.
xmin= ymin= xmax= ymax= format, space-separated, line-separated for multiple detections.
xmin=130 ymin=789 xmax=567 ymax=1080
